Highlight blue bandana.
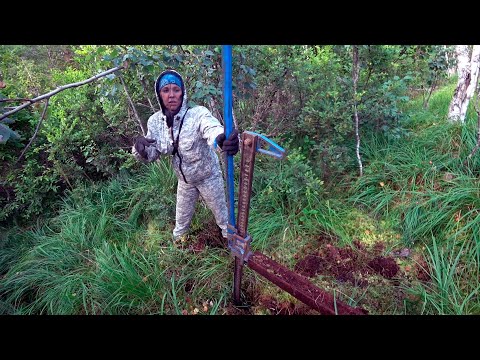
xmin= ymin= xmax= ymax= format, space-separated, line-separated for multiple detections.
xmin=159 ymin=73 xmax=182 ymax=90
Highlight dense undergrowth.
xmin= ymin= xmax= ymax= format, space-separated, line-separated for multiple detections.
xmin=1 ymin=47 xmax=479 ymax=315
xmin=2 ymin=79 xmax=479 ymax=314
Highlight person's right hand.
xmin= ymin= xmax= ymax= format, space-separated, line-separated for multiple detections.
xmin=216 ymin=129 xmax=239 ymax=155
xmin=134 ymin=137 xmax=156 ymax=159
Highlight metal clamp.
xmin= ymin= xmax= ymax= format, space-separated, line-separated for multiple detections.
xmin=227 ymin=224 xmax=253 ymax=263
xmin=243 ymin=131 xmax=286 ymax=159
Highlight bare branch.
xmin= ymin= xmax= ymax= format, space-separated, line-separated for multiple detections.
xmin=232 ymin=108 xmax=238 ymax=130
xmin=0 ymin=98 xmax=31 ymax=103
xmin=138 ymin=74 xmax=156 ymax=113
xmin=15 ymin=98 xmax=50 ymax=164
xmin=209 ymin=97 xmax=224 ymax=124
xmin=135 ymin=102 xmax=155 ymax=109
xmin=118 ymin=73 xmax=146 ymax=136
xmin=0 ymin=65 xmax=125 ymax=121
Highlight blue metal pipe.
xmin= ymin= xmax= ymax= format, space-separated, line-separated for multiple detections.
xmin=222 ymin=45 xmax=236 ymax=229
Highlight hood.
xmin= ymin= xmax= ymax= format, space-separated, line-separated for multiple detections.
xmin=154 ymin=69 xmax=188 ymax=117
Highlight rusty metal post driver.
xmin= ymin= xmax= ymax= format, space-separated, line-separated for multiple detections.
xmin=221 ymin=46 xmax=366 ymax=314
xmin=228 ymin=131 xmax=285 ymax=305
xmin=222 ymin=46 xmax=286 ymax=305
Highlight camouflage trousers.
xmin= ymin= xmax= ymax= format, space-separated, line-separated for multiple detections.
xmin=173 ymin=172 xmax=228 ymax=239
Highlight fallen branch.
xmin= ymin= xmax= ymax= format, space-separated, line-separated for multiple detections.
xmin=0 ymin=65 xmax=125 ymax=121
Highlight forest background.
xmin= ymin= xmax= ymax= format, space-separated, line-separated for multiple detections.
xmin=1 ymin=45 xmax=479 ymax=315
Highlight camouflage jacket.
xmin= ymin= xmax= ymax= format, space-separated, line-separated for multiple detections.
xmin=132 ymin=70 xmax=225 ymax=184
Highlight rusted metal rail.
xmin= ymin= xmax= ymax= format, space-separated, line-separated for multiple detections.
xmin=248 ymin=251 xmax=366 ymax=315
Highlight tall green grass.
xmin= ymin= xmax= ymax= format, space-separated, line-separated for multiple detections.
xmin=2 ymin=81 xmax=480 ymax=315
xmin=0 ymin=159 xmax=232 ymax=314
xmin=350 ymin=83 xmax=480 ymax=314
xmin=351 ymin=107 xmax=479 ymax=248
xmin=408 ymin=236 xmax=480 ymax=314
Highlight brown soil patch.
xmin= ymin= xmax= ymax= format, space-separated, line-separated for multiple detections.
xmin=189 ymin=221 xmax=430 ymax=315
xmin=367 ymin=257 xmax=399 ymax=279
xmin=189 ymin=218 xmax=227 ymax=252
xmin=412 ymin=253 xmax=431 ymax=282
xmin=294 ymin=239 xmax=401 ymax=287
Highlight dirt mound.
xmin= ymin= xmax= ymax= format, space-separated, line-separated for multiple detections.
xmin=295 ymin=240 xmax=400 ymax=286
xmin=189 ymin=219 xmax=227 ymax=252
xmin=187 ymin=221 xmax=430 ymax=315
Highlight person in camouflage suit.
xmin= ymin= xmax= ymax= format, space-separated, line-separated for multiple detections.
xmin=132 ymin=69 xmax=239 ymax=243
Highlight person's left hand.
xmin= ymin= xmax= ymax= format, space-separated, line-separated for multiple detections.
xmin=217 ymin=129 xmax=239 ymax=155
xmin=134 ymin=136 xmax=156 ymax=159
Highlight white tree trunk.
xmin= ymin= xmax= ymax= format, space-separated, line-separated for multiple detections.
xmin=352 ymin=45 xmax=362 ymax=177
xmin=448 ymin=45 xmax=480 ymax=123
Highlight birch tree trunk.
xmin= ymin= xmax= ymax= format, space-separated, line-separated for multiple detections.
xmin=447 ymin=45 xmax=480 ymax=123
xmin=352 ymin=45 xmax=363 ymax=177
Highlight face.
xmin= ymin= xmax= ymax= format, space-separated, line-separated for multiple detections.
xmin=160 ymin=84 xmax=182 ymax=113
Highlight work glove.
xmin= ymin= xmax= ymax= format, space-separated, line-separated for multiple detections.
xmin=134 ymin=136 xmax=156 ymax=160
xmin=216 ymin=129 xmax=239 ymax=155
